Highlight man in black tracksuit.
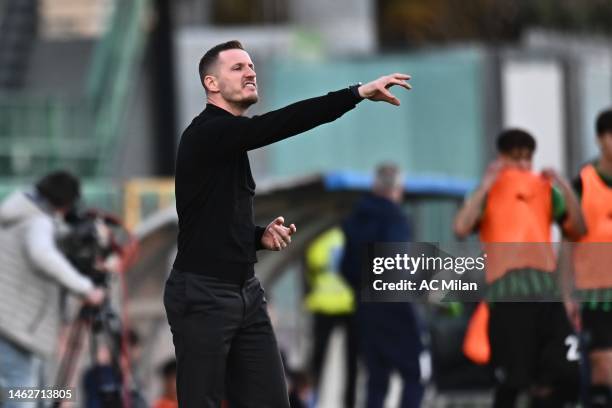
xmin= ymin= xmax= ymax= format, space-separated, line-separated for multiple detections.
xmin=163 ymin=40 xmax=412 ymax=407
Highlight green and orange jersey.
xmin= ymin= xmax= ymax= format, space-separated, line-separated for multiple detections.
xmin=572 ymin=162 xmax=612 ymax=311
xmin=470 ymin=168 xmax=567 ymax=300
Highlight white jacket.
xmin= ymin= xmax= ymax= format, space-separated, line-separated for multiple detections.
xmin=0 ymin=191 xmax=93 ymax=357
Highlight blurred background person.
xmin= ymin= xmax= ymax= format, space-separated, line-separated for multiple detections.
xmin=304 ymin=228 xmax=355 ymax=407
xmin=153 ymin=358 xmax=178 ymax=408
xmin=83 ymin=328 xmax=147 ymax=408
xmin=83 ymin=338 xmax=123 ymax=408
xmin=454 ymin=129 xmax=585 ymax=407
xmin=572 ymin=108 xmax=612 ymax=407
xmin=287 ymin=368 xmax=315 ymax=408
xmin=0 ymin=171 xmax=104 ymax=408
xmin=341 ymin=163 xmax=425 ymax=408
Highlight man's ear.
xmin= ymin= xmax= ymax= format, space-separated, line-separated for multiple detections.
xmin=204 ymin=75 xmax=219 ymax=93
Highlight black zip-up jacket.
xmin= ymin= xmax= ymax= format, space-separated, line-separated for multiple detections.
xmin=173 ymin=88 xmax=362 ymax=275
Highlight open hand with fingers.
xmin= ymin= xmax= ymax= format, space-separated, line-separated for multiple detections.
xmin=358 ymin=73 xmax=412 ymax=106
xmin=261 ymin=216 xmax=297 ymax=251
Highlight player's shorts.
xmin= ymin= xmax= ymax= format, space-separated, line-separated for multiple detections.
xmin=582 ymin=307 xmax=612 ymax=351
xmin=488 ymin=302 xmax=579 ymax=393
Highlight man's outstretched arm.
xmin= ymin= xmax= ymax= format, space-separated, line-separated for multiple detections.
xmin=200 ymin=73 xmax=412 ymax=154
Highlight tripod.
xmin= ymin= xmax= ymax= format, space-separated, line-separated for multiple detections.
xmin=53 ymin=301 xmax=128 ymax=408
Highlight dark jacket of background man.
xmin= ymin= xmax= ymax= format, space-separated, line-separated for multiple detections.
xmin=341 ymin=190 xmax=424 ymax=408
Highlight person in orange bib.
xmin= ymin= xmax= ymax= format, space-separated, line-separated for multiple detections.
xmin=454 ymin=129 xmax=586 ymax=408
xmin=572 ymin=109 xmax=612 ymax=407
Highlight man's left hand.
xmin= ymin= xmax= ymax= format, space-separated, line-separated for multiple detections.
xmin=261 ymin=216 xmax=297 ymax=251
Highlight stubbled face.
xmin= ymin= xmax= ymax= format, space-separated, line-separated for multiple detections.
xmin=500 ymin=147 xmax=533 ymax=170
xmin=206 ymin=48 xmax=258 ymax=108
xmin=597 ymin=131 xmax=612 ymax=162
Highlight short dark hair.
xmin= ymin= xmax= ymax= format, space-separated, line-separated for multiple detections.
xmin=35 ymin=170 xmax=80 ymax=209
xmin=198 ymin=40 xmax=244 ymax=90
xmin=159 ymin=358 xmax=177 ymax=378
xmin=496 ymin=129 xmax=536 ymax=154
xmin=596 ymin=109 xmax=612 ymax=136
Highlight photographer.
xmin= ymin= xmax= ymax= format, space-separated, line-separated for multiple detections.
xmin=0 ymin=171 xmax=104 ymax=406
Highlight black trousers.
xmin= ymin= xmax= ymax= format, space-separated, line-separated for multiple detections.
xmin=488 ymin=302 xmax=579 ymax=408
xmin=164 ymin=269 xmax=290 ymax=408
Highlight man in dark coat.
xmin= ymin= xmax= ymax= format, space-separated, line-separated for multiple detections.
xmin=341 ymin=163 xmax=424 ymax=408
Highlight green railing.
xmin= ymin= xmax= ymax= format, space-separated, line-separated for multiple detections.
xmin=0 ymin=0 xmax=150 ymax=180
xmin=87 ymin=0 xmax=150 ymax=176
xmin=0 ymin=95 xmax=93 ymax=175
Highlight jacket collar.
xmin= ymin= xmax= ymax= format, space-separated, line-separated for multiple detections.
xmin=204 ymin=103 xmax=235 ymax=117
